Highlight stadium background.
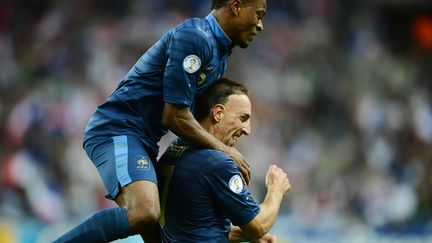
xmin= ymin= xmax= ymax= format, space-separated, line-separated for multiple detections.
xmin=1 ymin=0 xmax=432 ymax=242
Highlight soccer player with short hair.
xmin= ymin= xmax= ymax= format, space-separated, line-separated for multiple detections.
xmin=55 ymin=0 xmax=267 ymax=242
xmin=157 ymin=78 xmax=290 ymax=242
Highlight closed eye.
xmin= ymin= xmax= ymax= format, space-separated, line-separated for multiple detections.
xmin=240 ymin=114 xmax=250 ymax=122
xmin=257 ymin=10 xmax=266 ymax=20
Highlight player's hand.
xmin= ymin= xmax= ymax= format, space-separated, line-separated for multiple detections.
xmin=265 ymin=165 xmax=290 ymax=194
xmin=225 ymin=146 xmax=250 ymax=185
xmin=251 ymin=233 xmax=278 ymax=243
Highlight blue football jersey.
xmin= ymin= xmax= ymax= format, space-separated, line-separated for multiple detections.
xmin=157 ymin=139 xmax=260 ymax=242
xmin=83 ymin=14 xmax=232 ymax=155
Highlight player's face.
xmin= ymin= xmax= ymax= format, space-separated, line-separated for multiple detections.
xmin=216 ymin=94 xmax=251 ymax=146
xmin=232 ymin=0 xmax=267 ymax=48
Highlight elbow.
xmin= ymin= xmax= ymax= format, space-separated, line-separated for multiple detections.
xmin=242 ymin=224 xmax=268 ymax=239
xmin=162 ymin=103 xmax=186 ymax=130
xmin=163 ymin=115 xmax=180 ymax=133
xmin=162 ymin=113 xmax=172 ymax=128
xmin=162 ymin=104 xmax=176 ymax=129
xmin=252 ymin=225 xmax=268 ymax=239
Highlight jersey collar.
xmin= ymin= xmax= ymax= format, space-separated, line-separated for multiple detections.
xmin=205 ymin=13 xmax=233 ymax=51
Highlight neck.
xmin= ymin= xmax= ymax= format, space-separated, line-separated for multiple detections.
xmin=200 ymin=120 xmax=216 ymax=137
xmin=211 ymin=9 xmax=234 ymax=43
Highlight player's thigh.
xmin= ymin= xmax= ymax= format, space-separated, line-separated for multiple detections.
xmin=84 ymin=135 xmax=158 ymax=202
xmin=115 ymin=180 xmax=160 ymax=215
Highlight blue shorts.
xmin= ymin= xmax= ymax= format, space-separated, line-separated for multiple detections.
xmin=84 ymin=135 xmax=157 ymax=200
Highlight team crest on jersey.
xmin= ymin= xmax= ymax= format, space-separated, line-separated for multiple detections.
xmin=183 ymin=55 xmax=201 ymax=73
xmin=167 ymin=144 xmax=188 ymax=157
xmin=229 ymin=175 xmax=243 ymax=194
xmin=136 ymin=156 xmax=150 ymax=170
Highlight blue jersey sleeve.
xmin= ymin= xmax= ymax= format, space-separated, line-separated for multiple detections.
xmin=201 ymin=157 xmax=260 ymax=226
xmin=163 ymin=28 xmax=211 ymax=107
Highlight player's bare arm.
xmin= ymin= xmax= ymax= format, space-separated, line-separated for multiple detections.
xmin=162 ymin=102 xmax=251 ymax=184
xmin=229 ymin=226 xmax=277 ymax=242
xmin=239 ymin=165 xmax=290 ymax=238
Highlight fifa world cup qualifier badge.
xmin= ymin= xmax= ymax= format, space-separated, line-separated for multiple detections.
xmin=183 ymin=55 xmax=201 ymax=73
xmin=136 ymin=155 xmax=150 ymax=170
xmin=229 ymin=175 xmax=243 ymax=194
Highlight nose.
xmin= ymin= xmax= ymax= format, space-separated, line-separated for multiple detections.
xmin=257 ymin=20 xmax=264 ymax=31
xmin=242 ymin=120 xmax=251 ymax=136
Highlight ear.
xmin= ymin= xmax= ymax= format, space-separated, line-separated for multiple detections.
xmin=212 ymin=104 xmax=225 ymax=123
xmin=230 ymin=0 xmax=242 ymax=16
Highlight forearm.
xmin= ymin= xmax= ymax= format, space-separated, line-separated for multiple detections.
xmin=241 ymin=189 xmax=284 ymax=238
xmin=163 ymin=104 xmax=225 ymax=151
xmin=230 ymin=228 xmax=277 ymax=243
xmin=228 ymin=226 xmax=249 ymax=242
xmin=256 ymin=189 xmax=284 ymax=233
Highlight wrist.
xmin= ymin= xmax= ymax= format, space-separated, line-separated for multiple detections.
xmin=266 ymin=187 xmax=285 ymax=201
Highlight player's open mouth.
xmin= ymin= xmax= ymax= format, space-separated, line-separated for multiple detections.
xmin=233 ymin=134 xmax=241 ymax=141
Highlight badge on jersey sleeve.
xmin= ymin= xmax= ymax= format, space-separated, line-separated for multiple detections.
xmin=229 ymin=175 xmax=244 ymax=194
xmin=183 ymin=55 xmax=201 ymax=73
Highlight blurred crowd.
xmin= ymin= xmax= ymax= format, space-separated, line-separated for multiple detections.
xmin=1 ymin=0 xmax=432 ymax=241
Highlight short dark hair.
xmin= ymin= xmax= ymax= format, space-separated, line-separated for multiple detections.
xmin=212 ymin=0 xmax=255 ymax=10
xmin=194 ymin=78 xmax=249 ymax=122
xmin=212 ymin=0 xmax=229 ymax=9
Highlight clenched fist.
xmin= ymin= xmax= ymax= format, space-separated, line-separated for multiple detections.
xmin=265 ymin=165 xmax=290 ymax=194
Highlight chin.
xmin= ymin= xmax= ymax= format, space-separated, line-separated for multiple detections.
xmin=233 ymin=39 xmax=250 ymax=48
xmin=238 ymin=42 xmax=249 ymax=48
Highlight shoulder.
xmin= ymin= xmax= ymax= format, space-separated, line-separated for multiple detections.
xmin=187 ymin=149 xmax=236 ymax=171
xmin=178 ymin=17 xmax=210 ymax=33
xmin=171 ymin=18 xmax=212 ymax=45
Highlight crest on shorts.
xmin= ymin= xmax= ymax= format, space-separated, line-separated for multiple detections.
xmin=183 ymin=55 xmax=201 ymax=73
xmin=136 ymin=155 xmax=150 ymax=170
xmin=229 ymin=175 xmax=243 ymax=194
